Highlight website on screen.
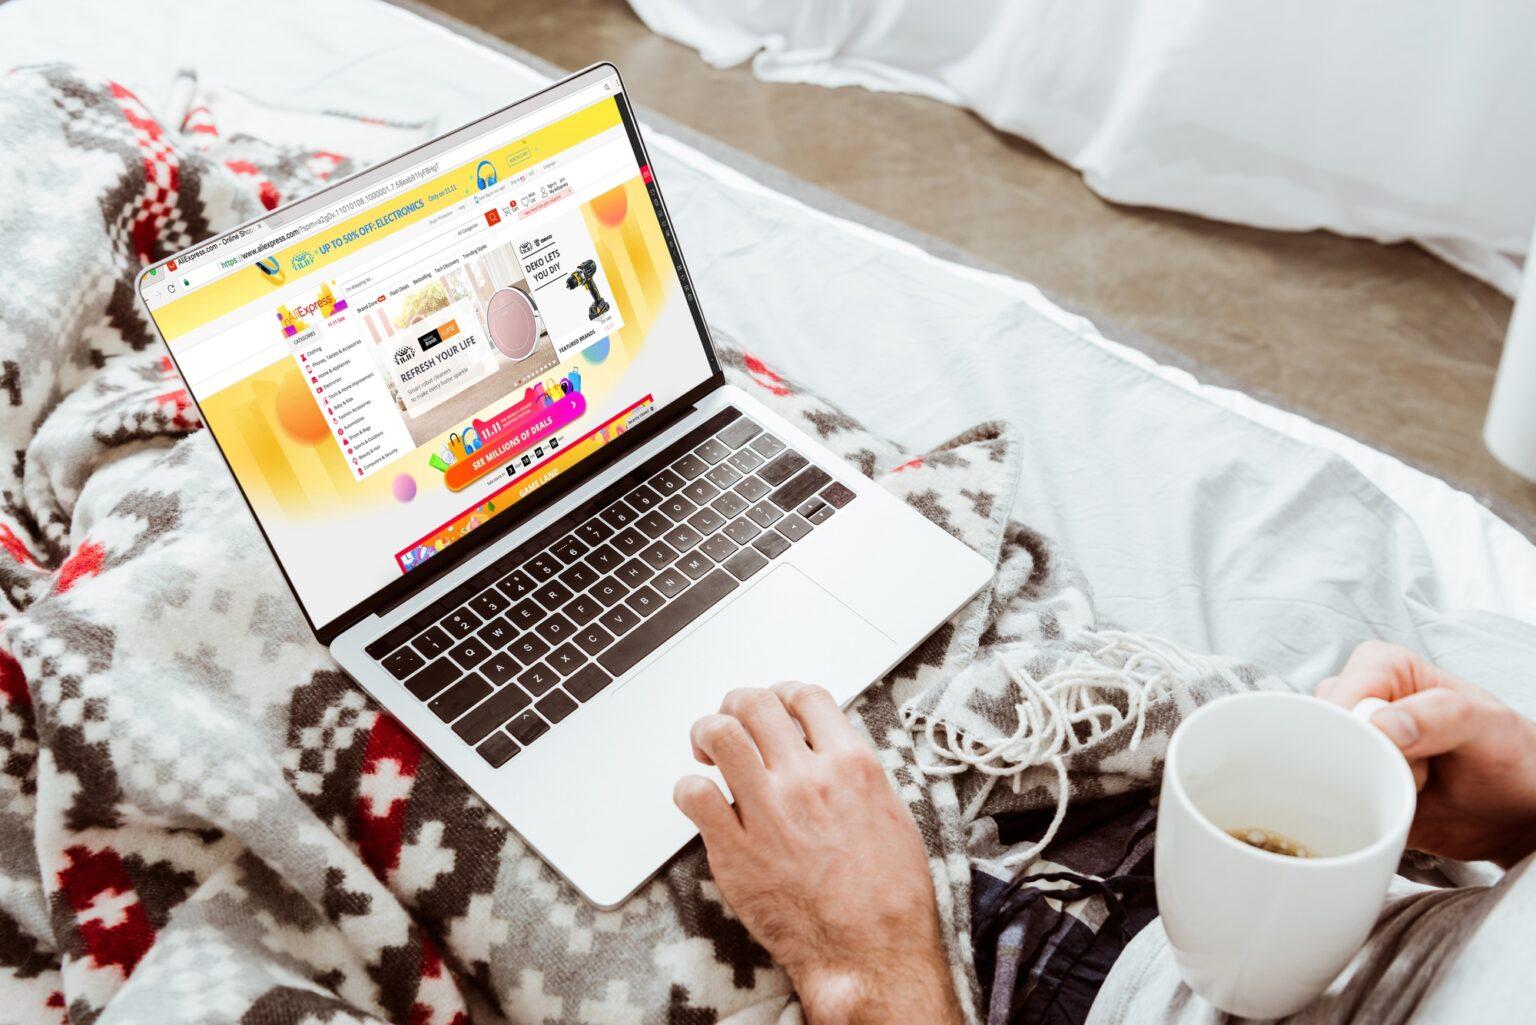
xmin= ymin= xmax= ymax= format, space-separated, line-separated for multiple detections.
xmin=146 ymin=83 xmax=712 ymax=627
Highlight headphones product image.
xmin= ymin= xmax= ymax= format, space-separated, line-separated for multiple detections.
xmin=475 ymin=160 xmax=498 ymax=191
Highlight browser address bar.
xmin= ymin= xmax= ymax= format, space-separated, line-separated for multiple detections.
xmin=180 ymin=81 xmax=618 ymax=293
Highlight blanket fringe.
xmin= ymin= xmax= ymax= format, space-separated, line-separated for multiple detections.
xmin=900 ymin=629 xmax=1233 ymax=868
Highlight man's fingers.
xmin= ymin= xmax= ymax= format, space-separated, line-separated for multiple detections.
xmin=690 ymin=713 xmax=768 ymax=800
xmin=673 ymin=774 xmax=740 ymax=846
xmin=771 ymin=682 xmax=854 ymax=752
xmin=1320 ymin=641 xmax=1447 ymax=711
xmin=721 ymin=688 xmax=808 ymax=768
xmin=1368 ymin=687 xmax=1486 ymax=761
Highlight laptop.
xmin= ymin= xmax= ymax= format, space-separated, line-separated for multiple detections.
xmin=139 ymin=63 xmax=992 ymax=907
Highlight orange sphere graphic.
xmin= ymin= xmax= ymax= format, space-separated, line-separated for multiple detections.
xmin=591 ymin=186 xmax=628 ymax=227
xmin=274 ymin=370 xmax=328 ymax=444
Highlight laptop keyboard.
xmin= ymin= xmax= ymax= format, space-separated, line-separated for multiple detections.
xmin=363 ymin=407 xmax=857 ymax=768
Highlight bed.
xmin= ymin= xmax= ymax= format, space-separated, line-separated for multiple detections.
xmin=3 ymin=0 xmax=1532 ymax=709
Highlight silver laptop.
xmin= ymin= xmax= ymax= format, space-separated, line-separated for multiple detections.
xmin=140 ymin=63 xmax=991 ymax=907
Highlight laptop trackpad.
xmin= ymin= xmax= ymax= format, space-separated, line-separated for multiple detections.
xmin=522 ymin=565 xmax=902 ymax=903
xmin=607 ymin=564 xmax=895 ymax=727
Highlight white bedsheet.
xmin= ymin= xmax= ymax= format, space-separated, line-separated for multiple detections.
xmin=625 ymin=0 xmax=1536 ymax=294
xmin=4 ymin=0 xmax=1533 ymax=711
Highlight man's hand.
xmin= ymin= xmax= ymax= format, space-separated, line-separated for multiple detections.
xmin=674 ymin=683 xmax=963 ymax=1025
xmin=1317 ymin=641 xmax=1536 ymax=867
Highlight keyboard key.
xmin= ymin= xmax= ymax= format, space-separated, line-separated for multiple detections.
xmin=508 ymin=710 xmax=550 ymax=746
xmin=566 ymin=664 xmax=614 ymax=702
xmin=498 ymin=570 xmax=536 ymax=601
xmin=547 ymin=642 xmax=587 ymax=675
xmin=563 ymin=594 xmax=603 ymax=626
xmin=508 ymin=598 xmax=543 ymax=629
xmin=413 ymin=625 xmax=452 ymax=659
xmin=599 ymin=569 xmax=738 ymax=675
xmin=402 ymin=659 xmax=459 ymax=701
xmin=558 ymin=562 xmax=599 ymax=592
xmin=754 ymin=531 xmax=790 ymax=560
xmin=576 ymin=518 xmax=614 ymax=546
xmin=717 ymin=417 xmax=762 ymax=449
xmin=452 ymin=684 xmax=531 ymax=744
xmin=771 ymin=466 xmax=833 ymax=511
xmin=660 ymin=494 xmax=697 ymax=522
xmin=442 ymin=608 xmax=482 ymax=638
xmin=627 ymin=484 xmax=661 ymax=512
xmin=429 ymin=674 xmax=492 ymax=722
xmin=676 ymin=550 xmax=713 ymax=580
xmin=525 ymin=552 xmax=562 ymax=580
xmin=477 ymin=616 xmax=514 ymax=649
xmin=616 ymin=558 xmax=654 ymax=587
xmin=625 ymin=585 xmax=665 ymax=617
xmin=724 ymin=547 xmax=770 ymax=581
xmin=713 ymin=491 xmax=749 ymax=519
xmin=695 ymin=438 xmax=731 ymax=464
xmin=532 ymin=611 xmax=574 ymax=644
xmin=476 ymin=731 xmax=519 ymax=767
xmin=636 ymin=510 xmax=672 ymax=539
xmin=508 ymin=633 xmax=551 ymax=666
xmin=724 ymin=517 xmax=762 ymax=545
xmin=612 ymin=528 xmax=648 ymax=557
xmin=758 ymin=451 xmax=808 ymax=486
xmin=481 ymin=652 xmax=519 ymax=686
xmin=535 ymin=580 xmax=574 ymax=611
xmin=383 ymin=647 xmax=424 ymax=680
xmin=651 ymin=566 xmax=690 ymax=598
xmin=650 ymin=468 xmax=685 ymax=496
xmin=728 ymin=448 xmax=764 ymax=474
xmin=549 ymin=535 xmax=587 ymax=562
xmin=705 ymin=463 xmax=742 ymax=490
xmin=366 ymin=623 xmax=415 ymax=660
xmin=801 ymin=497 xmax=835 ymax=525
xmin=519 ymin=662 xmax=559 ymax=696
xmin=682 ymin=480 xmax=719 ymax=506
xmin=587 ymin=544 xmax=622 ymax=573
xmin=689 ymin=507 xmax=726 ymax=535
xmin=746 ymin=501 xmax=782 ymax=528
xmin=735 ymin=476 xmax=770 ymax=502
xmin=672 ymin=453 xmax=708 ymax=479
xmin=574 ymin=622 xmax=615 ymax=655
xmin=602 ymin=499 xmax=638 ymax=528
xmin=638 ymin=540 xmax=677 ymax=571
xmin=599 ymin=603 xmax=642 ymax=636
xmin=451 ymin=638 xmax=491 ymax=669
xmin=469 ymin=589 xmax=508 ymax=620
xmin=776 ymin=514 xmax=813 ymax=542
xmin=751 ymin=433 xmax=786 ymax=458
xmin=821 ymin=482 xmax=856 ymax=508
xmin=664 ymin=524 xmax=703 ymax=552
xmin=700 ymin=533 xmax=738 ymax=563
xmin=538 ymin=689 xmax=579 ymax=724
xmin=592 ymin=577 xmax=630 ymax=606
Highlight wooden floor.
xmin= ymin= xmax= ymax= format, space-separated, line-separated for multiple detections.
xmin=425 ymin=0 xmax=1536 ymax=533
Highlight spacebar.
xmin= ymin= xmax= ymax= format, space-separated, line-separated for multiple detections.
xmin=598 ymin=569 xmax=738 ymax=676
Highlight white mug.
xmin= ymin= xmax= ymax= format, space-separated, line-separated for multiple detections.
xmin=1155 ymin=692 xmax=1416 ymax=1018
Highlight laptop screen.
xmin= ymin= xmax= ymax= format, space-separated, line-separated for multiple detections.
xmin=143 ymin=67 xmax=716 ymax=633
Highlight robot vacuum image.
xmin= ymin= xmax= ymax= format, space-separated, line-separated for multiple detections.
xmin=485 ymin=286 xmax=540 ymax=361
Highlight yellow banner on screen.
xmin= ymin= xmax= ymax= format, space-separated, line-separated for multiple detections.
xmin=155 ymin=98 xmax=623 ymax=341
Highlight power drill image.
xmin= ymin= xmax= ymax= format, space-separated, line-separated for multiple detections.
xmin=565 ymin=259 xmax=611 ymax=320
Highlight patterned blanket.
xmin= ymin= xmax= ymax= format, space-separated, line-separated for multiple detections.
xmin=0 ymin=65 xmax=1282 ymax=1025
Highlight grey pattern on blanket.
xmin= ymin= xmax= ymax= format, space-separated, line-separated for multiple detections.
xmin=0 ymin=65 xmax=1284 ymax=1025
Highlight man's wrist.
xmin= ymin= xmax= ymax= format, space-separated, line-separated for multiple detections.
xmin=794 ymin=957 xmax=963 ymax=1025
